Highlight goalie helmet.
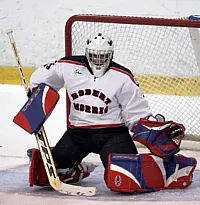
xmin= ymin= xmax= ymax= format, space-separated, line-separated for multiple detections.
xmin=85 ymin=33 xmax=114 ymax=78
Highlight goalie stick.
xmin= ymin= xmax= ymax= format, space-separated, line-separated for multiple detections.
xmin=6 ymin=29 xmax=97 ymax=196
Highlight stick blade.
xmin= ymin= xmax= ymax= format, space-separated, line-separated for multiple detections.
xmin=58 ymin=182 xmax=98 ymax=196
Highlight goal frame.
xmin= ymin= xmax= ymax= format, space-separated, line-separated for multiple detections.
xmin=65 ymin=14 xmax=200 ymax=55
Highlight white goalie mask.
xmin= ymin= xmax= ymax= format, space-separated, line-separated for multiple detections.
xmin=86 ymin=33 xmax=114 ymax=78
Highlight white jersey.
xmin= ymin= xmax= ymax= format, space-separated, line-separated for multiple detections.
xmin=30 ymin=56 xmax=152 ymax=130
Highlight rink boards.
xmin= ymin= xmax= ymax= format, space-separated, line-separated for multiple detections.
xmin=1 ymin=66 xmax=200 ymax=96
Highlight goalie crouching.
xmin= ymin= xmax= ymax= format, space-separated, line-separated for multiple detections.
xmin=14 ymin=83 xmax=196 ymax=192
xmin=13 ymin=33 xmax=196 ymax=193
xmin=105 ymin=117 xmax=197 ymax=193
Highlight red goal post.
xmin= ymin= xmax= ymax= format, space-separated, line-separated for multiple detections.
xmin=65 ymin=14 xmax=200 ymax=149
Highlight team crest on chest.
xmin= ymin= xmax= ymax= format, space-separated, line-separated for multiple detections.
xmin=71 ymin=88 xmax=112 ymax=114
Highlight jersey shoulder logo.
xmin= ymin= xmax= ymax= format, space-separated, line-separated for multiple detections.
xmin=73 ymin=68 xmax=82 ymax=75
xmin=43 ymin=61 xmax=57 ymax=70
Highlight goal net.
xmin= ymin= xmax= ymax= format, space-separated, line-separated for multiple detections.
xmin=65 ymin=14 xmax=200 ymax=150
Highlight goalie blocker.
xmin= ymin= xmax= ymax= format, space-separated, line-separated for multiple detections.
xmin=13 ymin=83 xmax=60 ymax=134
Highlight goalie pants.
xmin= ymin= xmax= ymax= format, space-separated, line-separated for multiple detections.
xmin=52 ymin=126 xmax=137 ymax=169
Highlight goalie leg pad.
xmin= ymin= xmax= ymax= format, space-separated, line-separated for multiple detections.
xmin=13 ymin=83 xmax=60 ymax=134
xmin=165 ymin=154 xmax=197 ymax=189
xmin=105 ymin=153 xmax=196 ymax=193
xmin=27 ymin=148 xmax=97 ymax=187
xmin=27 ymin=148 xmax=49 ymax=186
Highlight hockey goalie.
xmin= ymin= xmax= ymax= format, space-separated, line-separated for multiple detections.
xmin=13 ymin=33 xmax=196 ymax=193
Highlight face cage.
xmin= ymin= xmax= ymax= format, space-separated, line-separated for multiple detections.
xmin=86 ymin=49 xmax=113 ymax=69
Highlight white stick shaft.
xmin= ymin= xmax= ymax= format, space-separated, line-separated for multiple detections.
xmin=6 ymin=29 xmax=29 ymax=94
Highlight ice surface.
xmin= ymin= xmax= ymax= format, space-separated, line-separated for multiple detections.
xmin=1 ymin=163 xmax=200 ymax=201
